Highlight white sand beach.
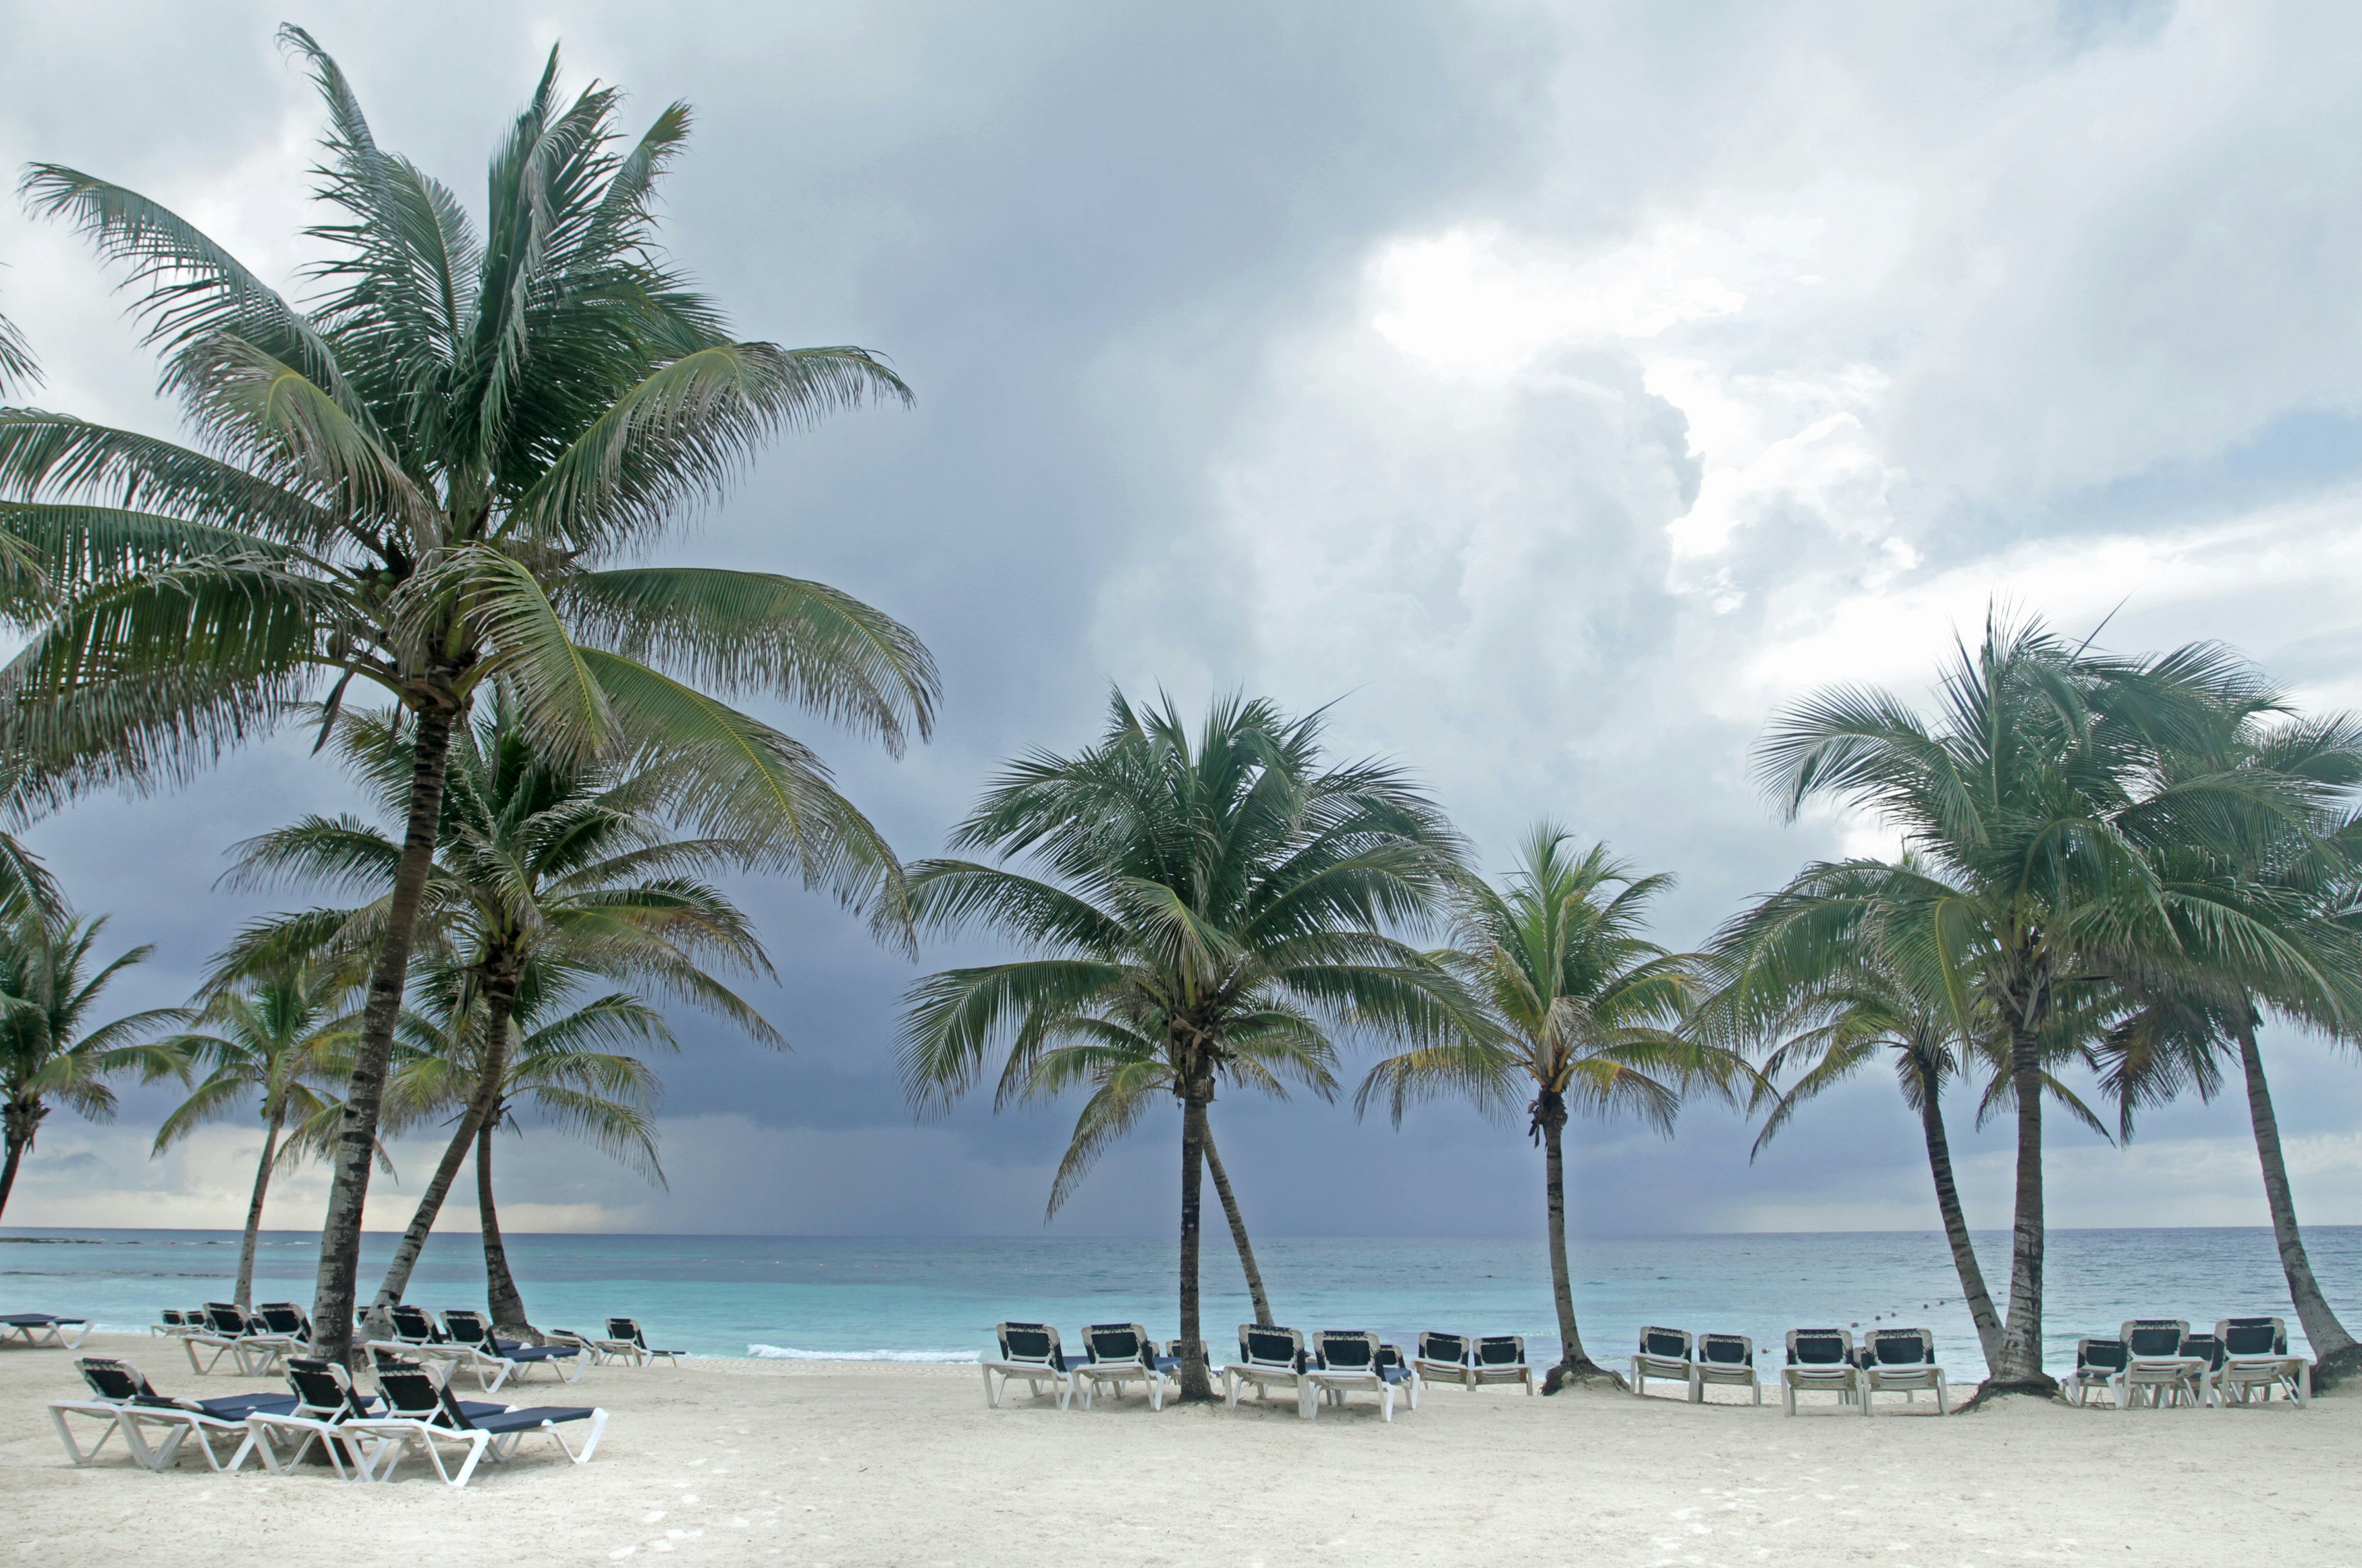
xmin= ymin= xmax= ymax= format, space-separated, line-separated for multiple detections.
xmin=3 ymin=1335 xmax=2355 ymax=1567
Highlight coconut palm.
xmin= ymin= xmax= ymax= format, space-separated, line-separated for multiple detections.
xmin=2 ymin=30 xmax=935 ymax=1360
xmin=150 ymin=956 xmax=362 ymax=1308
xmin=0 ymin=302 xmax=34 ymax=398
xmin=391 ymin=968 xmax=670 ymax=1331
xmin=1750 ymin=613 xmax=2306 ymax=1395
xmin=0 ymin=908 xmax=183 ymax=1218
xmin=1359 ymin=826 xmax=1740 ymax=1389
xmin=224 ymin=696 xmax=779 ymax=1338
xmin=900 ymin=692 xmax=1465 ymax=1399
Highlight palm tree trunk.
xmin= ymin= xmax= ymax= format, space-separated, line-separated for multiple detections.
xmin=0 ymin=1113 xmax=27 ymax=1221
xmin=478 ymin=1117 xmax=536 ymax=1341
xmin=1202 ymin=1124 xmax=1273 ymax=1326
xmin=366 ymin=976 xmax=518 ymax=1331
xmin=309 ymin=699 xmax=460 ymax=1366
xmin=234 ymin=1102 xmax=287 ymax=1311
xmin=1538 ymin=1092 xmax=1610 ymax=1391
xmin=1989 ymin=1021 xmax=2055 ymax=1394
xmin=2234 ymin=1015 xmax=2361 ymax=1383
xmin=1177 ymin=1087 xmax=1213 ymax=1400
xmin=1917 ymin=1082 xmax=2004 ymax=1371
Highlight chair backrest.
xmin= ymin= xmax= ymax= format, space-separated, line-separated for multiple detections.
xmin=1473 ymin=1335 xmax=1526 ymax=1368
xmin=159 ymin=1308 xmax=187 ymax=1328
xmin=994 ymin=1322 xmax=1062 ymax=1366
xmin=1639 ymin=1325 xmax=1692 ymax=1361
xmin=2217 ymin=1316 xmax=2288 ymax=1357
xmin=1239 ymin=1324 xmax=1306 ymax=1370
xmin=1865 ymin=1327 xmax=1933 ymax=1366
xmin=441 ymin=1309 xmax=493 ymax=1347
xmin=1417 ymin=1331 xmax=1468 ymax=1365
xmin=1083 ymin=1322 xmax=1149 ymax=1365
xmin=1696 ymin=1333 xmax=1753 ymax=1366
xmin=2179 ymin=1333 xmax=2225 ymax=1370
xmin=2076 ymin=1337 xmax=2128 ymax=1373
xmin=1315 ymin=1330 xmax=1379 ymax=1371
xmin=285 ymin=1356 xmax=367 ymax=1420
xmin=1376 ymin=1343 xmax=1407 ymax=1372
xmin=2120 ymin=1319 xmax=2189 ymax=1357
xmin=1786 ymin=1328 xmax=1853 ymax=1366
xmin=77 ymin=1357 xmax=157 ymax=1404
xmin=607 ymin=1316 xmax=651 ymax=1347
xmin=389 ymin=1304 xmax=441 ymax=1343
xmin=375 ymin=1365 xmax=466 ymax=1425
xmin=203 ymin=1302 xmax=250 ymax=1335
xmin=257 ymin=1303 xmax=310 ymax=1339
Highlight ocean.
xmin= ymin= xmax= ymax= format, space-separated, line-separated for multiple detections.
xmin=5 ymin=1225 xmax=2354 ymax=1378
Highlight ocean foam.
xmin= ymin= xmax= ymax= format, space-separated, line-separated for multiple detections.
xmin=747 ymin=1343 xmax=980 ymax=1363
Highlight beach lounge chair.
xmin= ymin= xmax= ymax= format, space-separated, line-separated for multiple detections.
xmin=1 ymin=1312 xmax=92 ymax=1350
xmin=49 ymin=1356 xmax=294 ymax=1472
xmin=1629 ymin=1326 xmax=1694 ymax=1400
xmin=1304 ymin=1330 xmax=1412 ymax=1421
xmin=1468 ymin=1335 xmax=1537 ymax=1394
xmin=1075 ymin=1322 xmax=1177 ymax=1411
xmin=438 ymin=1308 xmax=587 ymax=1392
xmin=341 ymin=1364 xmax=607 ymax=1487
xmin=590 ymin=1316 xmax=686 ymax=1367
xmin=155 ymin=1308 xmax=202 ymax=1338
xmin=982 ymin=1322 xmax=1078 ymax=1409
xmin=1781 ymin=1328 xmax=1861 ymax=1415
xmin=2118 ymin=1319 xmax=2205 ymax=1409
xmin=1377 ymin=1340 xmax=1417 ymax=1400
xmin=1692 ymin=1333 xmax=1759 ymax=1403
xmin=181 ymin=1302 xmax=298 ymax=1376
xmin=254 ymin=1301 xmax=313 ymax=1346
xmin=1411 ymin=1331 xmax=1471 ymax=1391
xmin=243 ymin=1357 xmax=381 ymax=1480
xmin=1222 ymin=1324 xmax=1314 ymax=1413
xmin=2211 ymin=1316 xmax=2309 ymax=1407
xmin=2068 ymin=1338 xmax=2130 ymax=1407
xmin=1859 ymin=1327 xmax=1947 ymax=1414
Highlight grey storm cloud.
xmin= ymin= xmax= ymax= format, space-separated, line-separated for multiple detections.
xmin=4 ymin=0 xmax=2362 ymax=1240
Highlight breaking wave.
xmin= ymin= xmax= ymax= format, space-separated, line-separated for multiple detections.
xmin=747 ymin=1343 xmax=979 ymax=1362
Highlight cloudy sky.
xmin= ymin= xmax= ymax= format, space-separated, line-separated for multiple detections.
xmin=3 ymin=0 xmax=2361 ymax=1245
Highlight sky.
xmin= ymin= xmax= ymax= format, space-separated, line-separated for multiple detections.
xmin=3 ymin=0 xmax=2362 ymax=1245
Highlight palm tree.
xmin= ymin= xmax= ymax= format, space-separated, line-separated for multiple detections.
xmin=1749 ymin=613 xmax=2297 ymax=1396
xmin=2093 ymin=709 xmax=2362 ymax=1384
xmin=900 ymin=692 xmax=1464 ymax=1399
xmin=225 ymin=697 xmax=779 ymax=1338
xmin=0 ymin=301 xmax=34 ymax=397
xmin=0 ymin=907 xmax=183 ymax=1217
xmin=2 ymin=29 xmax=935 ymax=1360
xmin=1359 ymin=826 xmax=1739 ymax=1390
xmin=150 ymin=957 xmax=361 ymax=1309
xmin=391 ymin=969 xmax=670 ymax=1332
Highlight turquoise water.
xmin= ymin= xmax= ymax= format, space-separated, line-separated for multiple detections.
xmin=4 ymin=1226 xmax=2354 ymax=1378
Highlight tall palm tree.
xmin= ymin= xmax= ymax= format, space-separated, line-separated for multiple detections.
xmin=1359 ymin=826 xmax=1738 ymax=1390
xmin=390 ymin=969 xmax=669 ymax=1333
xmin=900 ymin=692 xmax=1464 ymax=1399
xmin=0 ymin=301 xmax=34 ymax=397
xmin=225 ymin=697 xmax=779 ymax=1338
xmin=1 ymin=30 xmax=935 ymax=1360
xmin=1749 ymin=613 xmax=2300 ymax=1395
xmin=151 ymin=957 xmax=361 ymax=1309
xmin=0 ymin=908 xmax=183 ymax=1217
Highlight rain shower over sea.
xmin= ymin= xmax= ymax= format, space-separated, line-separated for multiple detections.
xmin=6 ymin=1226 xmax=2355 ymax=1378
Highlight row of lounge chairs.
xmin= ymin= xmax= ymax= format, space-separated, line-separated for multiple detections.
xmin=49 ymin=1352 xmax=605 ymax=1488
xmin=2068 ymin=1318 xmax=2310 ymax=1409
xmin=1635 ymin=1326 xmax=1952 ymax=1414
xmin=983 ymin=1324 xmax=1537 ymax=1421
xmin=155 ymin=1302 xmax=684 ymax=1389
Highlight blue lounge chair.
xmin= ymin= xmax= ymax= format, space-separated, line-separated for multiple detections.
xmin=591 ymin=1316 xmax=686 ymax=1367
xmin=437 ymin=1308 xmax=586 ymax=1392
xmin=343 ymin=1364 xmax=607 ymax=1487
xmin=1781 ymin=1328 xmax=1861 ymax=1415
xmin=1630 ymin=1326 xmax=1694 ymax=1400
xmin=2212 ymin=1316 xmax=2309 ymax=1407
xmin=1304 ymin=1329 xmax=1413 ymax=1422
xmin=1411 ymin=1331 xmax=1471 ymax=1391
xmin=49 ymin=1356 xmax=295 ymax=1472
xmin=1 ymin=1312 xmax=92 ymax=1350
xmin=1222 ymin=1324 xmax=1313 ymax=1413
xmin=1469 ymin=1334 xmax=1536 ymax=1394
xmin=1859 ymin=1327 xmax=1947 ymax=1414
xmin=1075 ymin=1322 xmax=1176 ymax=1411
xmin=981 ymin=1322 xmax=1078 ymax=1409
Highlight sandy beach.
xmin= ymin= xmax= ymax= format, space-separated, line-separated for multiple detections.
xmin=2 ymin=1335 xmax=2355 ymax=1567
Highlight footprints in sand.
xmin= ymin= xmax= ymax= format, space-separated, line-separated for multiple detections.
xmin=609 ymin=1430 xmax=786 ymax=1561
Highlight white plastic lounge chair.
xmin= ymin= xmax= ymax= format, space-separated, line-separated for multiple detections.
xmin=341 ymin=1364 xmax=607 ymax=1487
xmin=2211 ymin=1316 xmax=2309 ymax=1407
xmin=2067 ymin=1337 xmax=2130 ymax=1407
xmin=1074 ymin=1322 xmax=1176 ymax=1411
xmin=243 ymin=1357 xmax=381 ymax=1480
xmin=437 ymin=1308 xmax=586 ymax=1392
xmin=1629 ymin=1326 xmax=1694 ymax=1400
xmin=590 ymin=1316 xmax=686 ymax=1367
xmin=254 ymin=1301 xmax=314 ymax=1346
xmin=49 ymin=1356 xmax=294 ymax=1472
xmin=1304 ymin=1330 xmax=1412 ymax=1422
xmin=2118 ymin=1319 xmax=2205 ymax=1409
xmin=1377 ymin=1341 xmax=1419 ymax=1402
xmin=1222 ymin=1324 xmax=1313 ymax=1413
xmin=155 ymin=1308 xmax=203 ymax=1338
xmin=1692 ymin=1333 xmax=1759 ymax=1403
xmin=1859 ymin=1327 xmax=1947 ymax=1414
xmin=982 ymin=1322 xmax=1077 ymax=1409
xmin=1781 ymin=1328 xmax=1862 ymax=1415
xmin=1411 ymin=1331 xmax=1471 ymax=1391
xmin=1 ymin=1312 xmax=92 ymax=1349
xmin=364 ymin=1304 xmax=471 ymax=1382
xmin=1468 ymin=1335 xmax=1537 ymax=1394
xmin=180 ymin=1302 xmax=299 ymax=1376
